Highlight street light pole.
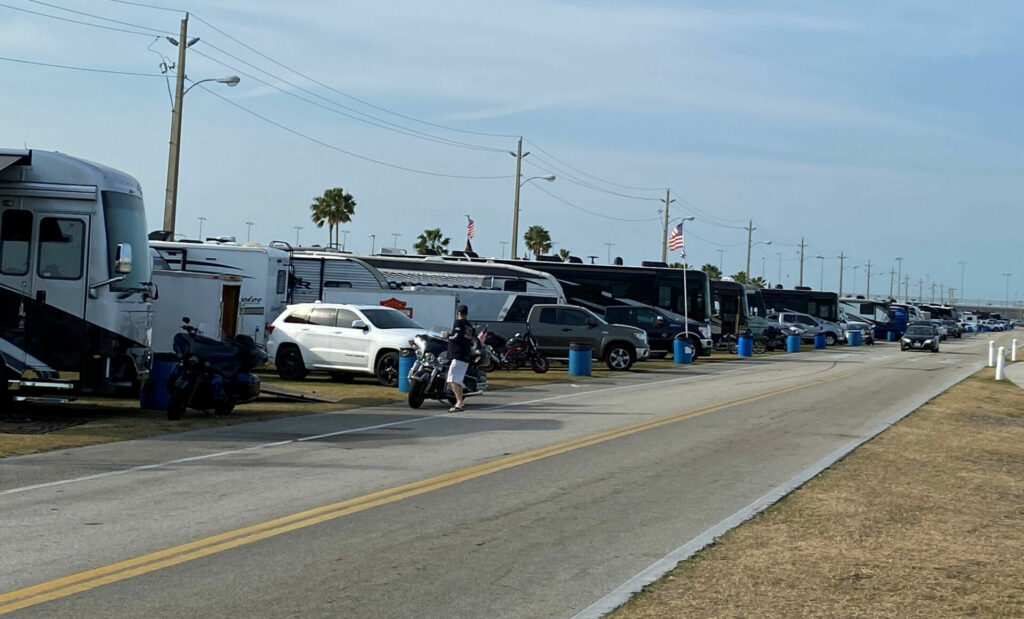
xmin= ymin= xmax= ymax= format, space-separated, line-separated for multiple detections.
xmin=197 ymin=216 xmax=206 ymax=240
xmin=958 ymin=261 xmax=966 ymax=303
xmin=499 ymin=241 xmax=509 ymax=258
xmin=391 ymin=232 xmax=401 ymax=248
xmin=814 ymin=255 xmax=825 ymax=290
xmin=717 ymin=249 xmax=726 ymax=273
xmin=368 ymin=234 xmax=376 ymax=255
xmin=605 ymin=242 xmax=615 ymax=265
xmin=294 ymin=226 xmax=302 ymax=246
xmin=894 ymin=257 xmax=903 ymax=300
xmin=776 ymin=252 xmax=783 ymax=286
xmin=866 ymin=260 xmax=873 ymax=298
xmin=510 ymin=137 xmax=527 ymax=260
xmin=246 ymin=221 xmax=254 ymax=243
xmin=837 ymin=251 xmax=845 ymax=296
xmin=1004 ymin=273 xmax=1012 ymax=307
xmin=340 ymin=229 xmax=350 ymax=252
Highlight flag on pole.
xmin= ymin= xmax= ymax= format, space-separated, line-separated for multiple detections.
xmin=668 ymin=223 xmax=685 ymax=255
xmin=466 ymin=215 xmax=475 ymax=239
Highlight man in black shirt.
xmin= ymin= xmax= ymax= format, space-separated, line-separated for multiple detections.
xmin=445 ymin=304 xmax=474 ymax=412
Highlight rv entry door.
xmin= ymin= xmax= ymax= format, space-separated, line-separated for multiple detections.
xmin=0 ymin=203 xmax=33 ymax=372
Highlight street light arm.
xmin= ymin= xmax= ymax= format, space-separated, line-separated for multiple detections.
xmin=183 ymin=75 xmax=240 ymax=96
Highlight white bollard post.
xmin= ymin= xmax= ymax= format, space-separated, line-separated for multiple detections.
xmin=988 ymin=340 xmax=995 ymax=367
xmin=1013 ymin=339 xmax=1018 ymax=362
xmin=995 ymin=346 xmax=1006 ymax=380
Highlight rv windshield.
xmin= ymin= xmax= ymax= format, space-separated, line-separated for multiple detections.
xmin=361 ymin=308 xmax=423 ymax=330
xmin=102 ymin=191 xmax=151 ymax=291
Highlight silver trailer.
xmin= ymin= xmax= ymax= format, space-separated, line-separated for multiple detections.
xmin=0 ymin=149 xmax=153 ymax=399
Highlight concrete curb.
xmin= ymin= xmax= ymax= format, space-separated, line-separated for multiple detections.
xmin=572 ymin=360 xmax=985 ymax=619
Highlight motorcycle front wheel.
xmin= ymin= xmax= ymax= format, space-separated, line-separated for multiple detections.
xmin=531 ymin=355 xmax=550 ymax=374
xmin=166 ymin=383 xmax=190 ymax=420
xmin=408 ymin=381 xmax=427 ymax=409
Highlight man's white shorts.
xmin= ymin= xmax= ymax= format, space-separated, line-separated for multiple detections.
xmin=447 ymin=359 xmax=468 ymax=385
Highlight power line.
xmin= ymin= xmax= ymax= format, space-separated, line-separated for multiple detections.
xmin=0 ymin=1 xmax=158 ymax=36
xmin=528 ymin=183 xmax=659 ymax=223
xmin=25 ymin=0 xmax=174 ymax=34
xmin=523 ymin=138 xmax=663 ymax=192
xmin=522 ymin=155 xmax=660 ymax=202
xmin=0 ymin=54 xmax=167 ymax=77
xmin=196 ymin=85 xmax=514 ymax=180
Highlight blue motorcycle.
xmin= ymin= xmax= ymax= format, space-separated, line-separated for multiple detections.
xmin=167 ymin=317 xmax=266 ymax=420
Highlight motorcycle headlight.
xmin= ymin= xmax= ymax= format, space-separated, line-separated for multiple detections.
xmin=424 ymin=352 xmax=435 ymax=364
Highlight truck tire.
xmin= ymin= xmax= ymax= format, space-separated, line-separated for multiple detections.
xmin=825 ymin=332 xmax=837 ymax=346
xmin=276 ymin=346 xmax=307 ymax=381
xmin=605 ymin=343 xmax=636 ymax=371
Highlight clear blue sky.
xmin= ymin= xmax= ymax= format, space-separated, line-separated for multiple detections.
xmin=2 ymin=1 xmax=1021 ymax=303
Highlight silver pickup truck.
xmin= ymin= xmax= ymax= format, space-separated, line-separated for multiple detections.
xmin=476 ymin=304 xmax=650 ymax=371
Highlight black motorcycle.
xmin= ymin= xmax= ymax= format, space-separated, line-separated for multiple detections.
xmin=407 ymin=333 xmax=487 ymax=409
xmin=476 ymin=326 xmax=549 ymax=374
xmin=763 ymin=325 xmax=788 ymax=352
xmin=166 ymin=317 xmax=266 ymax=420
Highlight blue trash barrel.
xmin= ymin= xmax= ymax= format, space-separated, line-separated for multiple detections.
xmin=813 ymin=333 xmax=827 ymax=349
xmin=847 ymin=330 xmax=863 ymax=346
xmin=737 ymin=335 xmax=753 ymax=357
xmin=673 ymin=336 xmax=693 ymax=364
xmin=786 ymin=334 xmax=801 ymax=353
xmin=139 ymin=353 xmax=177 ymax=411
xmin=398 ymin=348 xmax=416 ymax=392
xmin=887 ymin=331 xmax=896 ymax=341
xmin=568 ymin=342 xmax=592 ymax=376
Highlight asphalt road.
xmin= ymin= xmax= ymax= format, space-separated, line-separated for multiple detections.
xmin=0 ymin=331 xmax=1011 ymax=617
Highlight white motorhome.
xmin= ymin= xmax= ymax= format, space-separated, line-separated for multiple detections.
xmin=0 ymin=149 xmax=153 ymax=399
xmin=150 ymin=239 xmax=288 ymax=345
xmin=286 ymin=251 xmax=565 ymax=331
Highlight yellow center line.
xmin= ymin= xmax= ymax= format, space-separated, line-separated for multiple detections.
xmin=0 ymin=368 xmax=855 ymax=614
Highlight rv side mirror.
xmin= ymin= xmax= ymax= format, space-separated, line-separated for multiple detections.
xmin=352 ymin=319 xmax=368 ymax=330
xmin=115 ymin=243 xmax=133 ymax=274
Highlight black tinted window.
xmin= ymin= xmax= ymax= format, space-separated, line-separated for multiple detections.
xmin=0 ymin=209 xmax=31 ymax=275
xmin=38 ymin=218 xmax=84 ymax=280
xmin=538 ymin=308 xmax=557 ymax=324
xmin=560 ymin=309 xmax=589 ymax=326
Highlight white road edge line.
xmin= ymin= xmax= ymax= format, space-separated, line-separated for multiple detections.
xmin=571 ymin=360 xmax=986 ymax=619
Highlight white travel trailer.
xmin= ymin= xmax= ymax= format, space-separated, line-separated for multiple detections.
xmin=0 ymin=149 xmax=153 ymax=399
xmin=149 ymin=269 xmax=242 ymax=354
xmin=150 ymin=239 xmax=289 ymax=346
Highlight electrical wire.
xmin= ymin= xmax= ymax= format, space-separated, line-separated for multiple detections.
xmin=526 ymin=183 xmax=659 ymax=223
xmin=195 ymin=85 xmax=513 ymax=180
xmin=25 ymin=0 xmax=174 ymax=34
xmin=0 ymin=54 xmax=168 ymax=77
xmin=521 ymin=155 xmax=661 ymax=202
xmin=0 ymin=1 xmax=157 ymax=36
xmin=523 ymin=138 xmax=664 ymax=192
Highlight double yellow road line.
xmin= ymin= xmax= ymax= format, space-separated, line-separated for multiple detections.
xmin=1 ymin=369 xmax=851 ymax=614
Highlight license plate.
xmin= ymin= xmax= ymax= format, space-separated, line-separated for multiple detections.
xmin=913 ymin=342 xmax=922 ymax=347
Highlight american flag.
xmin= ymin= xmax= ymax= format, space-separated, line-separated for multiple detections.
xmin=466 ymin=215 xmax=475 ymax=239
xmin=668 ymin=223 xmax=685 ymax=254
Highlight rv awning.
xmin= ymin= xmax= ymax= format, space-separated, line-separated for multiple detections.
xmin=0 ymin=150 xmax=31 ymax=173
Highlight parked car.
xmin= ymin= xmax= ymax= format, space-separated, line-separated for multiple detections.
xmin=927 ymin=319 xmax=948 ymax=340
xmin=942 ymin=319 xmax=962 ymax=339
xmin=980 ymin=318 xmax=1004 ymax=332
xmin=901 ymin=324 xmax=940 ymax=352
xmin=267 ymin=303 xmax=432 ymax=385
xmin=603 ymin=305 xmax=713 ymax=359
xmin=772 ymin=311 xmax=844 ymax=345
xmin=842 ymin=320 xmax=875 ymax=345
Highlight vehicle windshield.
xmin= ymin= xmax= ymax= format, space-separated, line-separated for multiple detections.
xmin=361 ymin=308 xmax=423 ymax=329
xmin=660 ymin=308 xmax=695 ymax=324
xmin=906 ymin=326 xmax=933 ymax=336
xmin=102 ymin=191 xmax=151 ymax=291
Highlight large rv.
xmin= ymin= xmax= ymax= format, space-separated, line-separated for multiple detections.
xmin=286 ymin=251 xmax=563 ymax=331
xmin=761 ymin=287 xmax=839 ymax=323
xmin=150 ymin=239 xmax=289 ymax=346
xmin=839 ymin=297 xmax=907 ymax=339
xmin=0 ymin=149 xmax=153 ymax=399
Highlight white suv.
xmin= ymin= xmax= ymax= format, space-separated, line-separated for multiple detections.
xmin=267 ymin=303 xmax=431 ymax=385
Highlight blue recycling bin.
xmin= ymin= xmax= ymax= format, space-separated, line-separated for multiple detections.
xmin=398 ymin=348 xmax=415 ymax=392
xmin=813 ymin=333 xmax=826 ymax=349
xmin=139 ymin=353 xmax=177 ymax=411
xmin=673 ymin=337 xmax=693 ymax=364
xmin=887 ymin=331 xmax=896 ymax=342
xmin=786 ymin=334 xmax=801 ymax=352
xmin=847 ymin=330 xmax=863 ymax=346
xmin=737 ymin=336 xmax=753 ymax=357
xmin=568 ymin=342 xmax=592 ymax=376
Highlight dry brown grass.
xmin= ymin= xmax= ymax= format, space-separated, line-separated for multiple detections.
xmin=613 ymin=368 xmax=1024 ymax=618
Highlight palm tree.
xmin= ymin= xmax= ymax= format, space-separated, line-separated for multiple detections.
xmin=310 ymin=187 xmax=356 ymax=249
xmin=414 ymin=228 xmax=450 ymax=255
xmin=523 ymin=225 xmax=552 ymax=259
xmin=749 ymin=276 xmax=768 ymax=289
xmin=557 ymin=248 xmax=571 ymax=262
xmin=701 ymin=263 xmax=722 ymax=280
xmin=668 ymin=261 xmax=690 ymax=269
xmin=731 ymin=271 xmax=750 ymax=284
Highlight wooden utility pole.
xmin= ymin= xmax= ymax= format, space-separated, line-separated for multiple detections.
xmin=162 ymin=12 xmax=190 ymax=234
xmin=660 ymin=189 xmax=674 ymax=263
xmin=865 ymin=260 xmax=873 ymax=298
xmin=798 ymin=237 xmax=807 ymax=287
xmin=837 ymin=251 xmax=846 ymax=296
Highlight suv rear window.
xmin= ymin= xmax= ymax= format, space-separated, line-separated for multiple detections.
xmin=284 ymin=307 xmax=311 ymax=324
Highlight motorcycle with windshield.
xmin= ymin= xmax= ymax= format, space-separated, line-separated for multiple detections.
xmin=407 ymin=333 xmax=487 ymax=409
xmin=167 ymin=317 xmax=266 ymax=420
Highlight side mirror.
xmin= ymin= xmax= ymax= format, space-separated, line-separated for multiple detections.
xmin=352 ymin=319 xmax=367 ymax=330
xmin=115 ymin=243 xmax=133 ymax=274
